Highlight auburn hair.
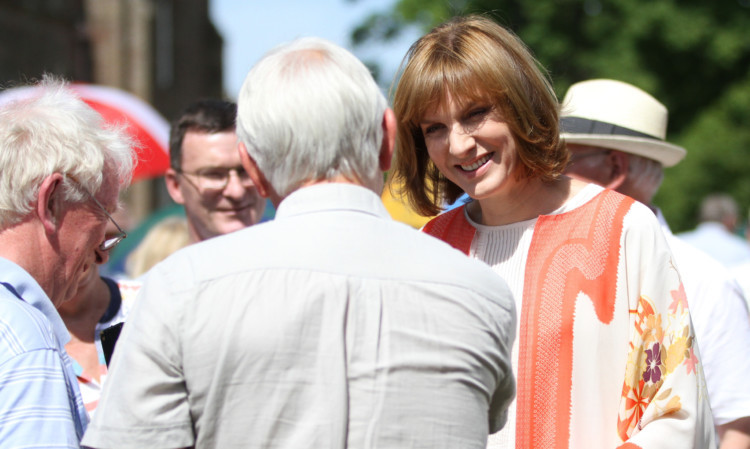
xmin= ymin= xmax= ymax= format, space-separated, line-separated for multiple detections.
xmin=390 ymin=15 xmax=568 ymax=216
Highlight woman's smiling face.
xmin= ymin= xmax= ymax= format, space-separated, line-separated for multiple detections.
xmin=419 ymin=92 xmax=524 ymax=203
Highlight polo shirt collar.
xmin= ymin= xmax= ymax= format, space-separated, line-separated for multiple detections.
xmin=275 ymin=183 xmax=391 ymax=220
xmin=0 ymin=256 xmax=71 ymax=346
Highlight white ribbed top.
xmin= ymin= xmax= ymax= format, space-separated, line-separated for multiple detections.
xmin=469 ymin=183 xmax=604 ymax=448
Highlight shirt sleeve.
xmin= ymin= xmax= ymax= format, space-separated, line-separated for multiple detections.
xmin=0 ymin=348 xmax=81 ymax=448
xmin=617 ymin=207 xmax=716 ymax=448
xmin=689 ymin=268 xmax=750 ymax=426
xmin=81 ymin=262 xmax=194 ymax=449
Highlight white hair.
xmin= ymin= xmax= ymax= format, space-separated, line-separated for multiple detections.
xmin=236 ymin=37 xmax=386 ymax=197
xmin=0 ymin=76 xmax=134 ymax=228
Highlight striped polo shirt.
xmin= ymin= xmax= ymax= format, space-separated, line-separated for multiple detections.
xmin=0 ymin=257 xmax=88 ymax=447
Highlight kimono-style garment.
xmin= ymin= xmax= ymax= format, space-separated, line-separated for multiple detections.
xmin=423 ymin=187 xmax=715 ymax=448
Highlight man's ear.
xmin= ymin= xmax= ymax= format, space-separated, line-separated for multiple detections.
xmin=238 ymin=142 xmax=272 ymax=199
xmin=37 ymin=173 xmax=65 ymax=235
xmin=605 ymin=151 xmax=629 ymax=191
xmin=379 ymin=108 xmax=397 ymax=172
xmin=164 ymin=168 xmax=187 ymax=205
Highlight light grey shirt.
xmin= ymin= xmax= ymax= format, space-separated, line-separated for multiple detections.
xmin=82 ymin=183 xmax=516 ymax=449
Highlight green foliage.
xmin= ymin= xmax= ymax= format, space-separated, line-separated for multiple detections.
xmin=351 ymin=0 xmax=750 ymax=230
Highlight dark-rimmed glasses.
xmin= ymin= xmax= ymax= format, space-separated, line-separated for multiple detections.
xmin=66 ymin=175 xmax=127 ymax=252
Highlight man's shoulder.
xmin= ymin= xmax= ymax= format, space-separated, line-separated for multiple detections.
xmin=157 ymin=213 xmax=513 ymax=303
xmin=398 ymin=223 xmax=515 ymax=307
xmin=0 ymin=289 xmax=58 ymax=360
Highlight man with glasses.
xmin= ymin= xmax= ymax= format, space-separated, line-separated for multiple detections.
xmin=0 ymin=77 xmax=134 ymax=446
xmin=165 ymin=99 xmax=265 ymax=244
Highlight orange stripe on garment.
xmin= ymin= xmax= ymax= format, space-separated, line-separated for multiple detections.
xmin=515 ymin=190 xmax=634 ymax=449
xmin=422 ymin=206 xmax=475 ymax=255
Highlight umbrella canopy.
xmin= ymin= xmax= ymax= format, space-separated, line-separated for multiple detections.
xmin=0 ymin=83 xmax=170 ymax=182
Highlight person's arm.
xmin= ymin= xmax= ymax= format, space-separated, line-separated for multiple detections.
xmin=0 ymin=349 xmax=81 ymax=446
xmin=617 ymin=206 xmax=716 ymax=448
xmin=81 ymin=261 xmax=195 ymax=448
xmin=719 ymin=418 xmax=750 ymax=449
xmin=687 ymin=267 xmax=750 ymax=447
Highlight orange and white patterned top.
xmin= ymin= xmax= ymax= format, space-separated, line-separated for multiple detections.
xmin=424 ymin=185 xmax=715 ymax=449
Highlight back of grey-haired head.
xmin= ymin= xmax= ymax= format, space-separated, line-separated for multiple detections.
xmin=236 ymin=37 xmax=387 ymax=197
xmin=700 ymin=193 xmax=739 ymax=223
xmin=0 ymin=76 xmax=134 ymax=229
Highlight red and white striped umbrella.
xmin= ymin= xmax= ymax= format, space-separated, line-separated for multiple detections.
xmin=0 ymin=83 xmax=170 ymax=182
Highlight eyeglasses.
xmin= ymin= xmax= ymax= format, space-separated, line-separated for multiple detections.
xmin=176 ymin=167 xmax=253 ymax=192
xmin=66 ymin=175 xmax=127 ymax=252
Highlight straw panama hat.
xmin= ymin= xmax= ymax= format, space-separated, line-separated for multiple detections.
xmin=560 ymin=79 xmax=687 ymax=167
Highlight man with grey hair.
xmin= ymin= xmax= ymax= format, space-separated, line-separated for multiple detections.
xmin=562 ymin=79 xmax=750 ymax=449
xmin=83 ymin=38 xmax=516 ymax=448
xmin=0 ymin=78 xmax=134 ymax=446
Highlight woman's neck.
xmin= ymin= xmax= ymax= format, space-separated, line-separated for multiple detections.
xmin=468 ymin=176 xmax=587 ymax=226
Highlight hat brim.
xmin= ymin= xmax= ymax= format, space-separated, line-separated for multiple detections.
xmin=561 ymin=133 xmax=686 ymax=168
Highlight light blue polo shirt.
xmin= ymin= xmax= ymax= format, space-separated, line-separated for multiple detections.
xmin=0 ymin=256 xmax=88 ymax=447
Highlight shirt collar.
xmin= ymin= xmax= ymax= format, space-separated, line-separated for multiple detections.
xmin=275 ymin=183 xmax=391 ymax=221
xmin=0 ymin=256 xmax=71 ymax=345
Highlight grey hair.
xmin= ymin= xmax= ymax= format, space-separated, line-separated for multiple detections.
xmin=236 ymin=37 xmax=386 ymax=197
xmin=626 ymin=153 xmax=664 ymax=201
xmin=0 ymin=76 xmax=134 ymax=228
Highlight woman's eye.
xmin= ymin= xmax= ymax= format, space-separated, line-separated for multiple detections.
xmin=468 ymin=107 xmax=489 ymax=119
xmin=422 ymin=124 xmax=443 ymax=136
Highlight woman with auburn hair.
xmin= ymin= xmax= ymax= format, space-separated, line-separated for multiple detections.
xmin=391 ymin=15 xmax=714 ymax=449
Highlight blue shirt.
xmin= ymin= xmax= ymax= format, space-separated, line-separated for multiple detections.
xmin=0 ymin=257 xmax=88 ymax=448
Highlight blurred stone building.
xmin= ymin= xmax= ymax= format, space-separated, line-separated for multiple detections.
xmin=0 ymin=0 xmax=225 ymax=222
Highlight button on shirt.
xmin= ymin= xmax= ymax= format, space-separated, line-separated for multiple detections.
xmin=83 ymin=183 xmax=517 ymax=449
xmin=0 ymin=257 xmax=88 ymax=447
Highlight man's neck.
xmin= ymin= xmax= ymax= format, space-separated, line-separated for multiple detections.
xmin=0 ymin=220 xmax=51 ymax=296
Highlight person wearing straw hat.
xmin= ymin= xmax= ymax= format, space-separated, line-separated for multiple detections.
xmin=563 ymin=78 xmax=750 ymax=449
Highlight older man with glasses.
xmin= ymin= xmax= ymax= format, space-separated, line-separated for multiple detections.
xmin=165 ymin=99 xmax=266 ymax=244
xmin=0 ymin=77 xmax=134 ymax=447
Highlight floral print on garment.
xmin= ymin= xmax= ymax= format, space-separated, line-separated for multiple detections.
xmin=618 ymin=290 xmax=699 ymax=440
